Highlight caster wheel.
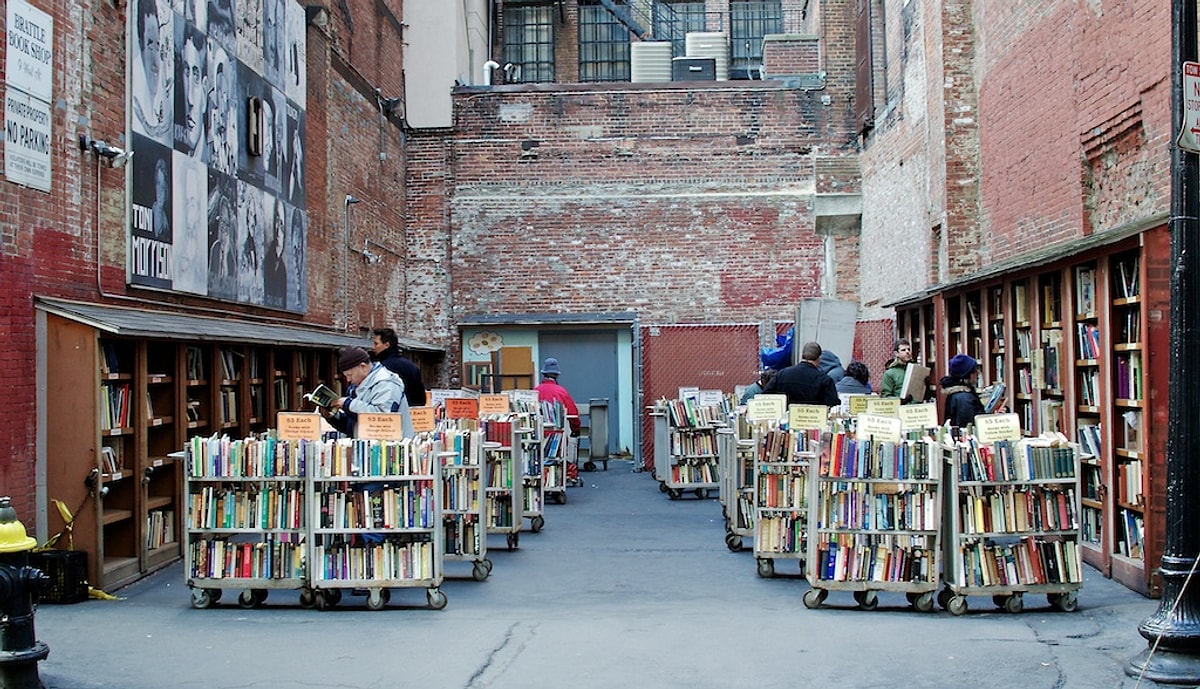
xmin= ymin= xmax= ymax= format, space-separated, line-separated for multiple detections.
xmin=313 ymin=591 xmax=327 ymax=611
xmin=725 ymin=533 xmax=743 ymax=552
xmin=238 ymin=590 xmax=260 ymax=609
xmin=914 ymin=592 xmax=935 ymax=612
xmin=556 ymin=493 xmax=566 ymax=505
xmin=802 ymin=588 xmax=827 ymax=609
xmin=947 ymin=596 xmax=968 ymax=616
xmin=473 ymin=562 xmax=490 ymax=582
xmin=483 ymin=558 xmax=494 ymax=573
xmin=667 ymin=488 xmax=682 ymax=500
xmin=427 ymin=589 xmax=448 ymax=610
xmin=1004 ymin=593 xmax=1024 ymax=614
xmin=299 ymin=588 xmax=315 ymax=608
xmin=756 ymin=558 xmax=775 ymax=578
xmin=695 ymin=488 xmax=709 ymax=500
xmin=366 ymin=588 xmax=389 ymax=611
xmin=326 ymin=589 xmax=342 ymax=606
xmin=209 ymin=589 xmax=223 ymax=604
xmin=584 ymin=461 xmax=597 ymax=472
xmin=191 ymin=589 xmax=214 ymax=609
xmin=506 ymin=533 xmax=520 ymax=550
xmin=906 ymin=592 xmax=919 ymax=605
xmin=531 ymin=515 xmax=545 ymax=532
xmin=992 ymin=594 xmax=1008 ymax=608
xmin=1054 ymin=592 xmax=1079 ymax=612
xmin=854 ymin=590 xmax=878 ymax=611
xmin=937 ymin=588 xmax=953 ymax=610
xmin=659 ymin=482 xmax=668 ymax=493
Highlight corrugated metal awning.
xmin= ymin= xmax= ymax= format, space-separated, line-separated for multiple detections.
xmin=35 ymin=296 xmax=443 ymax=352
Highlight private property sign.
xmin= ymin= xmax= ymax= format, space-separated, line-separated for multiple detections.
xmin=1179 ymin=61 xmax=1200 ymax=154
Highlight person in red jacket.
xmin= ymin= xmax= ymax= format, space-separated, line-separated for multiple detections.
xmin=534 ymin=357 xmax=581 ymax=435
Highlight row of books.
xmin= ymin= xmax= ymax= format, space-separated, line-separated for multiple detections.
xmin=755 ymin=514 xmax=804 ymax=554
xmin=669 ymin=429 xmax=717 ymax=457
xmin=100 ymin=383 xmax=132 ymax=430
xmin=956 ymin=487 xmax=1078 ymax=535
xmin=542 ymin=463 xmax=567 ymax=489
xmin=485 ymin=455 xmax=513 ymax=489
xmin=813 ymin=534 xmax=936 ymax=584
xmin=188 ymin=485 xmax=305 ymax=530
xmin=312 ymin=538 xmax=436 ymax=582
xmin=521 ymin=485 xmax=542 ymax=512
xmin=1114 ymin=352 xmax=1144 ymax=401
xmin=955 ymin=536 xmax=1081 ymax=587
xmin=317 ymin=482 xmax=437 ymax=530
xmin=487 ymin=496 xmax=514 ymax=527
xmin=670 ymin=462 xmax=716 ymax=485
xmin=146 ymin=509 xmax=176 ymax=550
xmin=821 ymin=435 xmax=936 ymax=480
xmin=756 ymin=472 xmax=808 ymax=509
xmin=1117 ymin=459 xmax=1144 ymax=506
xmin=443 ymin=472 xmax=482 ymax=512
xmin=100 ymin=342 xmax=124 ymax=376
xmin=188 ymin=537 xmax=305 ymax=580
xmin=441 ymin=514 xmax=481 ymax=556
xmin=1117 ymin=507 xmax=1144 ymax=559
xmin=814 ymin=485 xmax=938 ymax=532
xmin=954 ymin=437 xmax=1077 ymax=483
xmin=664 ymin=397 xmax=727 ymax=429
xmin=187 ymin=435 xmax=313 ymax=478
xmin=1076 ymin=323 xmax=1102 ymax=359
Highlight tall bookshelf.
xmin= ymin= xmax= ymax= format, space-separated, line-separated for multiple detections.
xmin=1071 ymin=261 xmax=1104 ymax=561
xmin=1011 ymin=278 xmax=1035 ymax=433
xmin=1109 ymin=249 xmax=1146 ymax=576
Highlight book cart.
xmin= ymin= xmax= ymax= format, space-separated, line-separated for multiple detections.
xmin=541 ymin=400 xmax=572 ymax=505
xmin=938 ymin=417 xmax=1083 ymax=615
xmin=184 ymin=434 xmax=313 ymax=609
xmin=482 ymin=414 xmax=525 ymax=550
xmin=437 ymin=424 xmax=492 ymax=582
xmin=519 ymin=414 xmax=547 ymax=532
xmin=753 ymin=408 xmax=822 ymax=578
xmin=717 ymin=427 xmax=755 ymax=552
xmin=654 ymin=398 xmax=722 ymax=500
xmin=308 ymin=435 xmax=447 ymax=610
xmin=804 ymin=414 xmax=942 ymax=612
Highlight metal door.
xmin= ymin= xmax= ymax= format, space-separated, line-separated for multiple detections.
xmin=538 ymin=329 xmax=620 ymax=457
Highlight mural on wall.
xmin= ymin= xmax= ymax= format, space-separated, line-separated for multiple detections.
xmin=128 ymin=0 xmax=307 ymax=312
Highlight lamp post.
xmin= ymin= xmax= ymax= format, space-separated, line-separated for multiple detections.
xmin=1126 ymin=0 xmax=1200 ymax=682
xmin=343 ymin=195 xmax=361 ymax=331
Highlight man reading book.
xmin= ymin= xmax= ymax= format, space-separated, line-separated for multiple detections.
xmin=322 ymin=346 xmax=413 ymax=439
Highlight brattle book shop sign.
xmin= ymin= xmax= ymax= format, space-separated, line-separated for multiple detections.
xmin=4 ymin=0 xmax=53 ymax=192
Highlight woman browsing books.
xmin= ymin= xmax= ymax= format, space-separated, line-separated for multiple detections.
xmin=939 ymin=354 xmax=987 ymax=430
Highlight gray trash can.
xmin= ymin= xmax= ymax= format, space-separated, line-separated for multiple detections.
xmin=587 ymin=398 xmax=609 ymax=471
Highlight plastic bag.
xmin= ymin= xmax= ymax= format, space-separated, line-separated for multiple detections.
xmin=760 ymin=326 xmax=794 ymax=370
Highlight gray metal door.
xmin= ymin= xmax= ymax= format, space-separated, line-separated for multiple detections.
xmin=538 ymin=329 xmax=620 ymax=456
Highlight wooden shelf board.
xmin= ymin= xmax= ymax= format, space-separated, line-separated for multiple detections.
xmin=102 ymin=508 xmax=135 ymax=525
xmin=1117 ymin=501 xmax=1145 ymax=513
xmin=1077 ymin=405 xmax=1099 ymax=414
xmin=1113 ymin=296 xmax=1141 ymax=307
xmin=1114 ymin=342 xmax=1142 ymax=352
xmin=1081 ymin=497 xmax=1103 ymax=509
xmin=146 ymin=496 xmax=173 ymax=510
xmin=102 ymin=427 xmax=134 ymax=436
xmin=103 ymin=555 xmax=140 ymax=576
xmin=1075 ymin=359 xmax=1098 ymax=367
xmin=1115 ymin=448 xmax=1142 ymax=460
xmin=148 ymin=416 xmax=174 ymax=427
xmin=148 ymin=374 xmax=173 ymax=385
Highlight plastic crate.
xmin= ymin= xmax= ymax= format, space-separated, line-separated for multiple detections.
xmin=30 ymin=550 xmax=89 ymax=604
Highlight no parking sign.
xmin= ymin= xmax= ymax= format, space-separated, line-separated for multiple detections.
xmin=1178 ymin=61 xmax=1200 ymax=153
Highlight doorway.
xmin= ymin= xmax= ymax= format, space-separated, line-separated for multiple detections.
xmin=538 ymin=329 xmax=620 ymax=457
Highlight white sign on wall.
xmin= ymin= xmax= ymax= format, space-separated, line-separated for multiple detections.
xmin=4 ymin=89 xmax=52 ymax=192
xmin=1179 ymin=62 xmax=1200 ymax=154
xmin=6 ymin=0 xmax=54 ymax=102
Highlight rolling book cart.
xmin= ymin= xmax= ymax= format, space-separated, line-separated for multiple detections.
xmin=718 ymin=428 xmax=755 ymax=551
xmin=541 ymin=400 xmax=572 ymax=505
xmin=804 ymin=417 xmax=942 ymax=612
xmin=753 ymin=424 xmax=819 ymax=578
xmin=939 ymin=425 xmax=1083 ymax=615
xmin=308 ymin=437 xmax=446 ymax=611
xmin=655 ymin=398 xmax=722 ymax=500
xmin=437 ymin=425 xmax=492 ymax=582
xmin=519 ymin=414 xmax=547 ymax=531
xmin=184 ymin=434 xmax=314 ymax=609
xmin=482 ymin=415 xmax=524 ymax=550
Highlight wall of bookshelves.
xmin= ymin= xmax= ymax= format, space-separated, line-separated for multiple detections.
xmin=891 ymin=228 xmax=1169 ymax=596
xmin=44 ymin=312 xmax=345 ymax=591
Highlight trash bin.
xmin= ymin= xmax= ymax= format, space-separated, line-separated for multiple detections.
xmin=587 ymin=398 xmax=609 ymax=471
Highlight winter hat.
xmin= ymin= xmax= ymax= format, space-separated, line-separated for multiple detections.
xmin=540 ymin=357 xmax=561 ymax=376
xmin=338 ymin=346 xmax=371 ymax=372
xmin=948 ymin=353 xmax=978 ymax=379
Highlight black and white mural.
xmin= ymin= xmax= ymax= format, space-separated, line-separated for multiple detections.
xmin=128 ymin=0 xmax=307 ymax=312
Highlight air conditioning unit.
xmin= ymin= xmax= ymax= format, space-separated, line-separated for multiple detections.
xmin=672 ymin=57 xmax=716 ymax=82
xmin=685 ymin=31 xmax=730 ymax=81
xmin=631 ymin=41 xmax=673 ymax=83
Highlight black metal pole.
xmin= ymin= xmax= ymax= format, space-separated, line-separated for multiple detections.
xmin=1127 ymin=0 xmax=1200 ymax=682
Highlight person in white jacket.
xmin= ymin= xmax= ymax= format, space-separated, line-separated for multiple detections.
xmin=324 ymin=346 xmax=414 ymax=439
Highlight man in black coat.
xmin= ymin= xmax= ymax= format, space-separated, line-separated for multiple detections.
xmin=369 ymin=327 xmax=427 ymax=408
xmin=762 ymin=341 xmax=841 ymax=407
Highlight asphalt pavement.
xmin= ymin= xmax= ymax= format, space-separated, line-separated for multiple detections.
xmin=28 ymin=460 xmax=1186 ymax=689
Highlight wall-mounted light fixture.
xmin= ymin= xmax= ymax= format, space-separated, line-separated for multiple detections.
xmin=305 ymin=6 xmax=330 ymax=27
xmin=79 ymin=135 xmax=134 ymax=167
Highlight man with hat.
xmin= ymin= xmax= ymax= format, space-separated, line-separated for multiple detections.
xmin=324 ymin=346 xmax=414 ymax=439
xmin=940 ymin=353 xmax=985 ymax=430
xmin=534 ymin=357 xmax=581 ymax=435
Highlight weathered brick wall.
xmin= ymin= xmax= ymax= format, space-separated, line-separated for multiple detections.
xmin=975 ymin=1 xmax=1170 ymax=256
xmin=763 ymin=36 xmax=820 ymax=75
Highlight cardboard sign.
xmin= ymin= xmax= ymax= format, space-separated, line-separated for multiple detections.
xmin=445 ymin=397 xmax=479 ymax=419
xmin=678 ymin=386 xmax=700 ymax=402
xmin=276 ymin=412 xmax=323 ymax=441
xmin=789 ymin=404 xmax=828 ymax=430
xmin=857 ymin=413 xmax=903 ymax=442
xmin=698 ymin=389 xmax=725 ymax=407
xmin=898 ymin=403 xmax=939 ymax=430
xmin=509 ymin=389 xmax=539 ymax=409
xmin=410 ymin=406 xmax=435 ymax=433
xmin=848 ymin=395 xmax=875 ymax=415
xmin=974 ymin=413 xmax=1022 ymax=444
xmin=865 ymin=397 xmax=901 ymax=417
xmin=745 ymin=394 xmax=787 ymax=422
xmin=356 ymin=413 xmax=403 ymax=440
xmin=480 ymin=394 xmax=510 ymax=414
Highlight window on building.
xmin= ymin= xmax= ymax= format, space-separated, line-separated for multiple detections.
xmin=730 ymin=0 xmax=782 ymax=79
xmin=503 ymin=3 xmax=556 ymax=83
xmin=653 ymin=1 xmax=706 ymax=57
xmin=579 ymin=2 xmax=631 ymax=82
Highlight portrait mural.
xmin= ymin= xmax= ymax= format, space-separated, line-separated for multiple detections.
xmin=128 ymin=0 xmax=307 ymax=312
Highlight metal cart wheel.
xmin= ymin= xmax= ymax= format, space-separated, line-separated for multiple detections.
xmin=992 ymin=594 xmax=1008 ymax=608
xmin=937 ymin=588 xmax=953 ymax=610
xmin=366 ymin=588 xmax=389 ymax=611
xmin=947 ymin=595 xmax=968 ymax=616
xmin=1003 ymin=593 xmax=1024 ymax=614
xmin=802 ymin=588 xmax=827 ymax=609
xmin=584 ymin=461 xmax=597 ymax=472
xmin=313 ymin=591 xmax=327 ymax=611
xmin=1053 ymin=592 xmax=1079 ymax=612
xmin=427 ymin=588 xmax=448 ymax=610
xmin=482 ymin=558 xmax=494 ymax=573
xmin=658 ymin=482 xmax=667 ymax=493
xmin=326 ymin=589 xmax=342 ymax=606
xmin=472 ymin=561 xmax=490 ymax=582
xmin=209 ymin=589 xmax=223 ymax=604
xmin=756 ymin=558 xmax=775 ymax=578
xmin=238 ymin=589 xmax=266 ymax=609
xmin=507 ymin=532 xmax=519 ymax=550
xmin=555 ymin=492 xmax=566 ymax=505
xmin=853 ymin=590 xmax=879 ymax=611
xmin=695 ymin=488 xmax=709 ymax=500
xmin=531 ymin=515 xmax=545 ymax=532
xmin=725 ymin=533 xmax=743 ymax=552
xmin=914 ymin=592 xmax=935 ymax=612
xmin=667 ymin=488 xmax=682 ymax=500
xmin=298 ymin=588 xmax=316 ymax=608
xmin=905 ymin=592 xmax=919 ymax=605
xmin=190 ymin=588 xmax=215 ymax=609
